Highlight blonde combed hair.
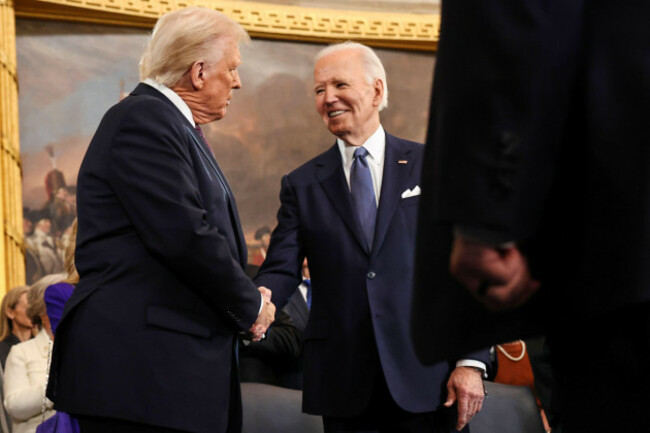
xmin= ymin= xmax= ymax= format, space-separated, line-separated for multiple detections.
xmin=27 ymin=273 xmax=66 ymax=328
xmin=63 ymin=219 xmax=79 ymax=285
xmin=139 ymin=7 xmax=250 ymax=87
xmin=0 ymin=286 xmax=30 ymax=341
xmin=315 ymin=41 xmax=389 ymax=111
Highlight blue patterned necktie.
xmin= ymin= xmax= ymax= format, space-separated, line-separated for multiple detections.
xmin=350 ymin=146 xmax=377 ymax=250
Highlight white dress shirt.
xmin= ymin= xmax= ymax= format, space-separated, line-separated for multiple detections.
xmin=337 ymin=125 xmax=385 ymax=205
xmin=143 ymin=78 xmax=195 ymax=127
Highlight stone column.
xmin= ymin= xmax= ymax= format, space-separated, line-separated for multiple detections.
xmin=0 ymin=0 xmax=25 ymax=292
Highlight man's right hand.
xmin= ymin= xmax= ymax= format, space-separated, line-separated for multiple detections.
xmin=248 ymin=286 xmax=275 ymax=341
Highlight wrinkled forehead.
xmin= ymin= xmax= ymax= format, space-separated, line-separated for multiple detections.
xmin=313 ymin=52 xmax=365 ymax=84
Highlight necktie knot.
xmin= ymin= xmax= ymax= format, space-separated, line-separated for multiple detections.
xmin=353 ymin=146 xmax=369 ymax=160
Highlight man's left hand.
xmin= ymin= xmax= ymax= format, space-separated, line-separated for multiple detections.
xmin=444 ymin=366 xmax=485 ymax=431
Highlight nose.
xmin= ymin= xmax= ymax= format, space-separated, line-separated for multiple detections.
xmin=323 ymin=87 xmax=337 ymax=105
xmin=232 ymin=70 xmax=242 ymax=89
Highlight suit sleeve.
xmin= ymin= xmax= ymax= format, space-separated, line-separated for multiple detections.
xmin=108 ymin=101 xmax=260 ymax=330
xmin=428 ymin=0 xmax=583 ymax=239
xmin=254 ymin=174 xmax=304 ymax=309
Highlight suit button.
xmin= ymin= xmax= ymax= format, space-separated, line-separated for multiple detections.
xmin=367 ymin=271 xmax=376 ymax=279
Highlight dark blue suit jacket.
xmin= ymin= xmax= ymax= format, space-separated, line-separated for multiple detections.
xmin=47 ymin=83 xmax=261 ymax=433
xmin=255 ymin=132 xmax=489 ymax=417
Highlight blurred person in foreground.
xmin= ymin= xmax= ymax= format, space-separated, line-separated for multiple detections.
xmin=4 ymin=274 xmax=65 ymax=433
xmin=46 ymin=7 xmax=275 ymax=433
xmin=412 ymin=1 xmax=650 ymax=432
xmin=0 ymin=287 xmax=34 ymax=369
xmin=255 ymin=41 xmax=490 ymax=433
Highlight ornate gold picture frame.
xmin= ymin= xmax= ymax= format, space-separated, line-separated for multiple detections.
xmin=1 ymin=0 xmax=439 ymax=290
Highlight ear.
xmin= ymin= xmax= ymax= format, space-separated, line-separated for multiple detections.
xmin=6 ymin=307 xmax=15 ymax=320
xmin=372 ymin=78 xmax=384 ymax=107
xmin=189 ymin=61 xmax=207 ymax=90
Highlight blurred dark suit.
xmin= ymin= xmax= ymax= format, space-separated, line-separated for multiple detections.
xmin=413 ymin=1 xmax=650 ymax=431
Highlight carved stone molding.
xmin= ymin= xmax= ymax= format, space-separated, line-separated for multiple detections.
xmin=14 ymin=0 xmax=440 ymax=51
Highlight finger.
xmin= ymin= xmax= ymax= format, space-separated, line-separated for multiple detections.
xmin=456 ymin=396 xmax=470 ymax=430
xmin=444 ymin=384 xmax=457 ymax=407
xmin=483 ymin=276 xmax=540 ymax=311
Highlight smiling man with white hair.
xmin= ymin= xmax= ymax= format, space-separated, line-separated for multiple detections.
xmin=254 ymin=41 xmax=490 ymax=433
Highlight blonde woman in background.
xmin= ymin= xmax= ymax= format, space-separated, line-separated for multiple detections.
xmin=0 ymin=287 xmax=34 ymax=369
xmin=3 ymin=274 xmax=65 ymax=433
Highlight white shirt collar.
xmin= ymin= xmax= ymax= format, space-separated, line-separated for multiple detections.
xmin=337 ymin=125 xmax=386 ymax=167
xmin=142 ymin=78 xmax=195 ymax=127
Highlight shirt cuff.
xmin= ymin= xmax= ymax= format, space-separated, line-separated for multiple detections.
xmin=456 ymin=360 xmax=487 ymax=378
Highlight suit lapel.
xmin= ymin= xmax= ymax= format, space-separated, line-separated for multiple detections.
xmin=372 ymin=133 xmax=415 ymax=256
xmin=316 ymin=145 xmax=370 ymax=255
xmin=188 ymin=127 xmax=248 ymax=266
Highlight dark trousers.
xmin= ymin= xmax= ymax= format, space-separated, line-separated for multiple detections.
xmin=323 ymin=365 xmax=465 ymax=433
xmin=76 ymin=415 xmax=189 ymax=433
xmin=549 ymin=302 xmax=650 ymax=433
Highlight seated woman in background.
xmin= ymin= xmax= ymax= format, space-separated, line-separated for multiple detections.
xmin=0 ymin=286 xmax=34 ymax=369
xmin=3 ymin=273 xmax=65 ymax=433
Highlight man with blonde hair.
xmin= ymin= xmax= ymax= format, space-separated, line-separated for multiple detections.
xmin=255 ymin=41 xmax=489 ymax=433
xmin=47 ymin=7 xmax=275 ymax=433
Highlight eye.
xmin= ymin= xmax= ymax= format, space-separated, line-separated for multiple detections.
xmin=315 ymin=88 xmax=324 ymax=95
xmin=336 ymin=82 xmax=348 ymax=88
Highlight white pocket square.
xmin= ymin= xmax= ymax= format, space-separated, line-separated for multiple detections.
xmin=401 ymin=185 xmax=421 ymax=199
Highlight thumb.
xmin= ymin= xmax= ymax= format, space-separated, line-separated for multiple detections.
xmin=444 ymin=385 xmax=456 ymax=407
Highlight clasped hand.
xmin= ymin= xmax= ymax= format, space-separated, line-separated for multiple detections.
xmin=450 ymin=237 xmax=541 ymax=311
xmin=248 ymin=286 xmax=275 ymax=342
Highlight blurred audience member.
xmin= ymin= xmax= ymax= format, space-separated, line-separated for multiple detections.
xmin=3 ymin=274 xmax=65 ymax=433
xmin=0 ymin=287 xmax=34 ymax=369
xmin=251 ymin=226 xmax=272 ymax=266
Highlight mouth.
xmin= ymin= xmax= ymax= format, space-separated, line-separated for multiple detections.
xmin=328 ymin=110 xmax=346 ymax=118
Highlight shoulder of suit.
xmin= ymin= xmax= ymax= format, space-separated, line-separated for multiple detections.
xmin=286 ymin=142 xmax=338 ymax=179
xmin=103 ymin=92 xmax=188 ymax=134
xmin=385 ymin=132 xmax=424 ymax=151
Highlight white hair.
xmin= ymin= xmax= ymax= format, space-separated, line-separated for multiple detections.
xmin=314 ymin=41 xmax=388 ymax=111
xmin=139 ymin=7 xmax=250 ymax=87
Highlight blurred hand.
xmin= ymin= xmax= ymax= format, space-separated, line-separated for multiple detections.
xmin=248 ymin=286 xmax=275 ymax=342
xmin=444 ymin=366 xmax=485 ymax=431
xmin=449 ymin=237 xmax=540 ymax=311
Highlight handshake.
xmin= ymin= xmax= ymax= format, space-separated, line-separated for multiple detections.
xmin=246 ymin=286 xmax=276 ymax=342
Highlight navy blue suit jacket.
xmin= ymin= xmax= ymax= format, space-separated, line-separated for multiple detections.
xmin=47 ymin=84 xmax=261 ymax=433
xmin=255 ymin=132 xmax=489 ymax=417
